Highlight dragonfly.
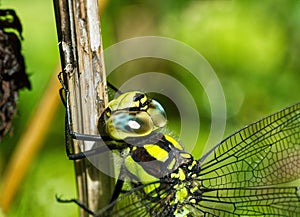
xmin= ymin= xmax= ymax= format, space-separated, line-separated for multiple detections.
xmin=58 ymin=72 xmax=300 ymax=216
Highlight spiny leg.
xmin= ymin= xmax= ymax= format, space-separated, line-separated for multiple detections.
xmin=56 ymin=195 xmax=95 ymax=216
xmin=56 ymin=164 xmax=128 ymax=214
xmin=58 ymin=72 xmax=110 ymax=160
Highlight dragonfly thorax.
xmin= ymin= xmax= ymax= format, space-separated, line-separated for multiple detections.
xmin=118 ymin=133 xmax=194 ymax=183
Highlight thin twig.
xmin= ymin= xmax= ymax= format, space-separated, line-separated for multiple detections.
xmin=53 ymin=0 xmax=114 ymax=216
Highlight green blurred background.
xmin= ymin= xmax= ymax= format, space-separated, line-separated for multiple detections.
xmin=0 ymin=0 xmax=300 ymax=216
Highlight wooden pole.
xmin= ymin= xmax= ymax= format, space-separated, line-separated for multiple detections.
xmin=53 ymin=0 xmax=113 ymax=216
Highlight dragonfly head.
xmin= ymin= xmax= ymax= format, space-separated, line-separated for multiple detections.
xmin=99 ymin=91 xmax=167 ymax=140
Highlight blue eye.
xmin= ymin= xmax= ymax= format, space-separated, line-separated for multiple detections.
xmin=106 ymin=111 xmax=157 ymax=140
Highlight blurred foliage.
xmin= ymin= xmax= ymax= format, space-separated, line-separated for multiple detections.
xmin=0 ymin=0 xmax=299 ymax=216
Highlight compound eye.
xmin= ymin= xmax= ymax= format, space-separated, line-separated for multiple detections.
xmin=147 ymin=100 xmax=167 ymax=129
xmin=106 ymin=111 xmax=154 ymax=140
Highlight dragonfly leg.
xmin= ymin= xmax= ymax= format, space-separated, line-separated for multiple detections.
xmin=58 ymin=72 xmax=109 ymax=160
xmin=56 ymin=195 xmax=95 ymax=216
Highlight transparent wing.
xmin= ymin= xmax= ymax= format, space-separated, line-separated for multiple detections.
xmin=96 ymin=183 xmax=300 ymax=217
xmin=196 ymin=186 xmax=300 ymax=216
xmin=199 ymin=102 xmax=300 ymax=188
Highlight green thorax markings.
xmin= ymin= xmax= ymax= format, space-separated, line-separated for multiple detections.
xmin=121 ymin=132 xmax=194 ymax=183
